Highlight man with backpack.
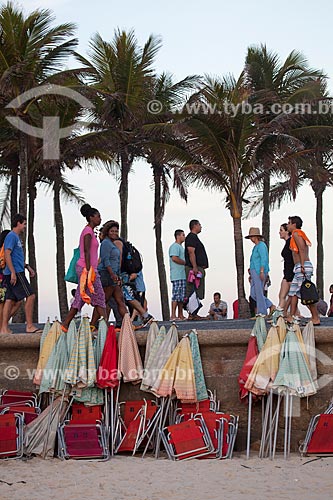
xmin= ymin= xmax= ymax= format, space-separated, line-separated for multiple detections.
xmin=0 ymin=214 xmax=41 ymax=334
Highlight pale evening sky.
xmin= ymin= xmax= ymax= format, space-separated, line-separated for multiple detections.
xmin=13 ymin=0 xmax=333 ymax=320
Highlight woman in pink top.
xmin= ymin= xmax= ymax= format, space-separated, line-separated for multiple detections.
xmin=62 ymin=204 xmax=107 ymax=331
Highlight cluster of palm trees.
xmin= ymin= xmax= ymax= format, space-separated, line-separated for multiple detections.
xmin=0 ymin=2 xmax=332 ymax=321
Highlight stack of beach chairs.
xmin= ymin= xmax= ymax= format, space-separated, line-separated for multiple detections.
xmin=0 ymin=390 xmax=40 ymax=459
xmin=57 ymin=402 xmax=109 ymax=460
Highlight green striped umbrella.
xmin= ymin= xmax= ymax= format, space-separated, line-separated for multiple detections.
xmin=74 ymin=319 xmax=108 ymax=405
xmin=252 ymin=316 xmax=267 ymax=352
xmin=189 ymin=330 xmax=208 ymax=401
xmin=65 ymin=316 xmax=96 ymax=389
xmin=272 ymin=326 xmax=317 ymax=397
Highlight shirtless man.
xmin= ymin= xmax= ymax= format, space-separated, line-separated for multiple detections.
xmin=286 ymin=216 xmax=320 ymax=325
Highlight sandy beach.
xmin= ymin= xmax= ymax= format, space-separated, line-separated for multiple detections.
xmin=0 ymin=454 xmax=332 ymax=500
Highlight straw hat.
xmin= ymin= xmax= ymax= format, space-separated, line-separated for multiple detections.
xmin=245 ymin=227 xmax=263 ymax=239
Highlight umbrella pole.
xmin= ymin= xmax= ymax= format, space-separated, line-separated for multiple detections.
xmin=155 ymin=397 xmax=172 ymax=459
xmin=269 ymin=389 xmax=273 ymax=460
xmin=104 ymin=388 xmax=109 ymax=438
xmin=246 ymin=391 xmax=252 ymax=459
xmin=259 ymin=393 xmax=270 ymax=458
xmin=142 ymin=398 xmax=164 ymax=459
xmin=284 ymin=390 xmax=289 ymax=460
xmin=112 ymin=381 xmax=121 ymax=450
xmin=110 ymin=389 xmax=114 ymax=457
xmin=272 ymin=394 xmax=281 ymax=459
xmin=61 ymin=394 xmax=74 ymax=422
xmin=42 ymin=392 xmax=55 ymax=458
xmin=287 ymin=395 xmax=293 ymax=459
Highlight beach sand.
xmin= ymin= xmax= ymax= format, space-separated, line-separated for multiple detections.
xmin=1 ymin=454 xmax=332 ymax=500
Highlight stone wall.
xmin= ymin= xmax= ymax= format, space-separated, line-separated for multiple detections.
xmin=1 ymin=327 xmax=333 ymax=452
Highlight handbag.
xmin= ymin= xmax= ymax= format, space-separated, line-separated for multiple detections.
xmin=64 ymin=247 xmax=80 ymax=284
xmin=300 ymin=279 xmax=319 ymax=305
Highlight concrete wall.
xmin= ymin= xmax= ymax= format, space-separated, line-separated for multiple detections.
xmin=1 ymin=327 xmax=333 ymax=452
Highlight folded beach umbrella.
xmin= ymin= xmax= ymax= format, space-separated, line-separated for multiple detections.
xmin=74 ymin=319 xmax=108 ymax=405
xmin=140 ymin=325 xmax=166 ymax=390
xmin=96 ymin=324 xmax=119 ymax=389
xmin=154 ymin=336 xmax=197 ymax=402
xmin=143 ymin=320 xmax=160 ymax=367
xmin=271 ymin=324 xmax=317 ymax=398
xmin=33 ymin=320 xmax=62 ymax=386
xmin=143 ymin=324 xmax=178 ymax=394
xmin=65 ymin=315 xmax=96 ymax=390
xmin=118 ymin=313 xmax=143 ymax=383
xmin=188 ymin=330 xmax=208 ymax=401
xmin=24 ymin=397 xmax=68 ymax=459
xmin=302 ymin=321 xmax=318 ymax=389
xmin=245 ymin=316 xmax=287 ymax=396
xmin=40 ymin=317 xmax=51 ymax=351
xmin=39 ymin=327 xmax=73 ymax=395
xmin=253 ymin=315 xmax=267 ymax=352
xmin=238 ymin=335 xmax=259 ymax=402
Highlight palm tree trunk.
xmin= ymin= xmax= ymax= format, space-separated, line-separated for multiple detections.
xmin=232 ymin=216 xmax=250 ymax=318
xmin=262 ymin=171 xmax=270 ymax=251
xmin=313 ymin=184 xmax=325 ymax=298
xmin=19 ymin=133 xmax=28 ymax=251
xmin=10 ymin=171 xmax=18 ymax=224
xmin=54 ymin=177 xmax=69 ymax=320
xmin=153 ymin=166 xmax=170 ymax=320
xmin=28 ymin=183 xmax=38 ymax=322
xmin=119 ymin=152 xmax=131 ymax=241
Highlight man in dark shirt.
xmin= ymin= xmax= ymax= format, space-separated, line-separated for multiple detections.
xmin=185 ymin=219 xmax=209 ymax=305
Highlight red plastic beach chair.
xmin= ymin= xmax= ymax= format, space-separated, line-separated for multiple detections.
xmin=161 ymin=417 xmax=214 ymax=461
xmin=70 ymin=403 xmax=103 ymax=425
xmin=59 ymin=423 xmax=109 ymax=459
xmin=0 ymin=413 xmax=24 ymax=459
xmin=306 ymin=414 xmax=333 ymax=455
xmin=1 ymin=405 xmax=40 ymax=425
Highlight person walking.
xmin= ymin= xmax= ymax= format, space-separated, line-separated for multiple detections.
xmin=169 ymin=229 xmax=186 ymax=321
xmin=245 ymin=227 xmax=274 ymax=316
xmin=61 ymin=204 xmax=107 ymax=332
xmin=278 ymin=223 xmax=294 ymax=314
xmin=91 ymin=221 xmax=128 ymax=328
xmin=286 ymin=216 xmax=320 ymax=325
xmin=328 ymin=284 xmax=333 ymax=317
xmin=184 ymin=220 xmax=209 ymax=319
xmin=0 ymin=215 xmax=41 ymax=334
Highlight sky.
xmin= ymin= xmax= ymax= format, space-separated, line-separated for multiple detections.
xmin=13 ymin=0 xmax=333 ymax=320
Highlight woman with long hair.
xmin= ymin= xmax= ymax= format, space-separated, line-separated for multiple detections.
xmin=278 ymin=223 xmax=294 ymax=313
xmin=62 ymin=204 xmax=107 ymax=331
xmin=91 ymin=221 xmax=127 ymax=326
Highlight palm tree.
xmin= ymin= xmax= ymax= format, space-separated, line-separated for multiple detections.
xmin=75 ymin=29 xmax=162 ymax=240
xmin=141 ymin=73 xmax=198 ymax=319
xmin=244 ymin=44 xmax=324 ymax=248
xmin=0 ymin=1 xmax=78 ymax=250
xmin=176 ymin=74 xmax=267 ymax=318
xmin=259 ymin=103 xmax=333 ymax=298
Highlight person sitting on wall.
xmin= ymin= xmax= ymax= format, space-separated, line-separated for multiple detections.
xmin=207 ymin=292 xmax=227 ymax=320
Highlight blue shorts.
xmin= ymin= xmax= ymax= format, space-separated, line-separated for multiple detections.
xmin=172 ymin=279 xmax=186 ymax=302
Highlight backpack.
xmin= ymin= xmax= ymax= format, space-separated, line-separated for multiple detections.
xmin=300 ymin=279 xmax=319 ymax=305
xmin=0 ymin=244 xmax=5 ymax=269
xmin=121 ymin=241 xmax=143 ymax=274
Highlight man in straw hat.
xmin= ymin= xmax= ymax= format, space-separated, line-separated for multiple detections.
xmin=245 ymin=227 xmax=275 ymax=316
